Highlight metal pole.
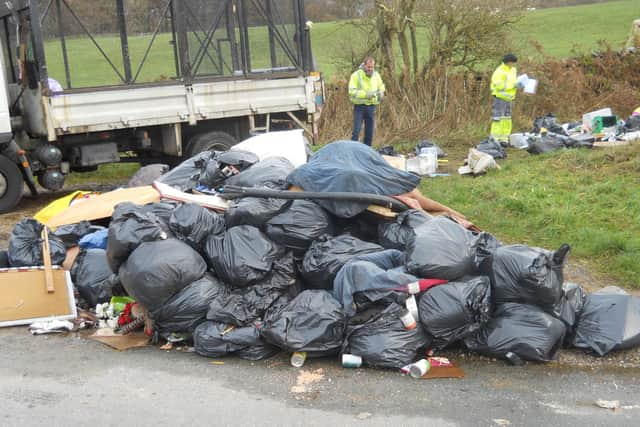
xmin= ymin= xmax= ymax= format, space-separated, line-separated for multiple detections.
xmin=168 ymin=0 xmax=181 ymax=79
xmin=55 ymin=0 xmax=71 ymax=88
xmin=225 ymin=0 xmax=239 ymax=72
xmin=265 ymin=0 xmax=277 ymax=69
xmin=116 ymin=0 xmax=132 ymax=84
xmin=27 ymin=0 xmax=49 ymax=87
xmin=236 ymin=0 xmax=250 ymax=74
xmin=171 ymin=0 xmax=192 ymax=82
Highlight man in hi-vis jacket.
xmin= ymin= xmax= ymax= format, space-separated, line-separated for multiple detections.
xmin=490 ymin=53 xmax=519 ymax=144
xmin=349 ymin=57 xmax=385 ymax=146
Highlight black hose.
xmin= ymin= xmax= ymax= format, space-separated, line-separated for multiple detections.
xmin=220 ymin=185 xmax=409 ymax=212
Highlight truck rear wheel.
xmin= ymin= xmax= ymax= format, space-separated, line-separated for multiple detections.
xmin=0 ymin=155 xmax=24 ymax=213
xmin=184 ymin=131 xmax=236 ymax=158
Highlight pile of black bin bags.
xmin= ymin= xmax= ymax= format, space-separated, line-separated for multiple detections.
xmin=5 ymin=147 xmax=640 ymax=368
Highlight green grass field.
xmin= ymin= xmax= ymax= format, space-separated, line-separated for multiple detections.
xmin=43 ymin=0 xmax=637 ymax=86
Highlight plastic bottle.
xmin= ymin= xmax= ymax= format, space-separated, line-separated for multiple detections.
xmin=409 ymin=359 xmax=431 ymax=378
xmin=290 ymin=351 xmax=307 ymax=368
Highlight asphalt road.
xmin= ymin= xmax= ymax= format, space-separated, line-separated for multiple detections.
xmin=1 ymin=327 xmax=639 ymax=427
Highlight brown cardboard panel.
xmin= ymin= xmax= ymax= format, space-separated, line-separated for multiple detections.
xmin=421 ymin=365 xmax=466 ymax=379
xmin=0 ymin=267 xmax=76 ymax=326
xmin=46 ymin=186 xmax=161 ymax=227
xmin=88 ymin=329 xmax=149 ymax=351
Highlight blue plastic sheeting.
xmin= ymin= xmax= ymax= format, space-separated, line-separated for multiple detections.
xmin=287 ymin=141 xmax=420 ymax=218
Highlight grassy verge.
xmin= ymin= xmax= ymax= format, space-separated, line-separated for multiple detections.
xmin=423 ymin=143 xmax=640 ymax=288
xmin=65 ymin=163 xmax=140 ymax=186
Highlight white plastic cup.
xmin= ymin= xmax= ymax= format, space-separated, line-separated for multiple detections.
xmin=342 ymin=354 xmax=363 ymax=368
xmin=409 ymin=359 xmax=431 ymax=378
xmin=290 ymin=351 xmax=307 ymax=368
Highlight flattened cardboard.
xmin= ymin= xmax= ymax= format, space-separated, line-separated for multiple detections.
xmin=88 ymin=328 xmax=149 ymax=351
xmin=46 ymin=186 xmax=161 ymax=227
xmin=0 ymin=267 xmax=77 ymax=327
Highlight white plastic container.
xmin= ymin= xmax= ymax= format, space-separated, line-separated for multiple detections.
xmin=418 ymin=147 xmax=438 ymax=176
xmin=509 ymin=133 xmax=529 ymax=149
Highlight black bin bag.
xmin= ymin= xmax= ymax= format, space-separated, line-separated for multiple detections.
xmin=418 ymin=276 xmax=492 ymax=350
xmin=169 ymin=203 xmax=225 ymax=249
xmin=224 ymin=196 xmax=292 ymax=228
xmin=405 ymin=217 xmax=484 ymax=281
xmin=204 ymin=225 xmax=283 ymax=288
xmin=156 ymin=151 xmax=215 ymax=192
xmin=480 ymin=244 xmax=570 ymax=311
xmin=377 ymin=209 xmax=432 ymax=251
xmin=119 ymin=239 xmax=207 ymax=312
xmin=106 ymin=203 xmax=168 ymax=272
xmin=300 ymin=234 xmax=383 ymax=290
xmin=553 ymin=282 xmax=587 ymax=345
xmin=224 ymin=156 xmax=294 ymax=189
xmin=464 ymin=303 xmax=566 ymax=362
xmin=71 ymin=248 xmax=117 ymax=307
xmin=53 ymin=221 xmax=93 ymax=248
xmin=152 ymin=273 xmax=229 ymax=335
xmin=207 ymin=252 xmax=298 ymax=326
xmin=342 ymin=303 xmax=431 ymax=369
xmin=8 ymin=219 xmax=67 ymax=267
xmin=264 ymin=200 xmax=334 ymax=254
xmin=194 ymin=321 xmax=279 ymax=361
xmin=572 ymin=289 xmax=640 ymax=356
xmin=261 ymin=290 xmax=346 ymax=355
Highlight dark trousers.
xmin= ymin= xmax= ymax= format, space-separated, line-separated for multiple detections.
xmin=351 ymin=104 xmax=376 ymax=146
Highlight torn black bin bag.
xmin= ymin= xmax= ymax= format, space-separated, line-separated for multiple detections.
xmin=553 ymin=282 xmax=587 ymax=345
xmin=207 ymin=252 xmax=298 ymax=326
xmin=527 ymin=135 xmax=565 ymax=155
xmin=140 ymin=201 xmax=182 ymax=227
xmin=333 ymin=249 xmax=417 ymax=317
xmin=224 ymin=196 xmax=292 ymax=228
xmin=8 ymin=219 xmax=67 ymax=267
xmin=378 ymin=209 xmax=432 ymax=251
xmin=194 ymin=321 xmax=279 ymax=361
xmin=464 ymin=302 xmax=566 ymax=362
xmin=106 ymin=202 xmax=169 ymax=272
xmin=286 ymin=141 xmax=420 ymax=218
xmin=225 ymin=156 xmax=294 ymax=189
xmin=169 ymin=203 xmax=225 ymax=249
xmin=405 ymin=217 xmax=483 ymax=281
xmin=204 ymin=225 xmax=283 ymax=288
xmin=261 ymin=290 xmax=346 ymax=355
xmin=476 ymin=139 xmax=507 ymax=159
xmin=418 ymin=276 xmax=492 ymax=350
xmin=71 ymin=249 xmax=116 ymax=307
xmin=532 ymin=114 xmax=568 ymax=135
xmin=342 ymin=302 xmax=431 ymax=369
xmin=480 ymin=244 xmax=570 ymax=311
xmin=52 ymin=221 xmax=93 ymax=248
xmin=572 ymin=290 xmax=640 ymax=356
xmin=156 ymin=151 xmax=216 ymax=192
xmin=415 ymin=140 xmax=446 ymax=158
xmin=151 ymin=273 xmax=228 ymax=335
xmin=119 ymin=239 xmax=207 ymax=312
xmin=300 ymin=234 xmax=383 ymax=290
xmin=198 ymin=150 xmax=260 ymax=189
xmin=264 ymin=200 xmax=334 ymax=254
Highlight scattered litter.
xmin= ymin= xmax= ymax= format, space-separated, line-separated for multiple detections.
xmin=594 ymin=400 xmax=620 ymax=410
xmin=29 ymin=319 xmax=74 ymax=335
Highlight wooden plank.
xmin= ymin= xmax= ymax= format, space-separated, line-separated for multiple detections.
xmin=46 ymin=186 xmax=161 ymax=227
xmin=41 ymin=228 xmax=55 ymax=293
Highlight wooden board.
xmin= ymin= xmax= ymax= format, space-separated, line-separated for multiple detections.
xmin=46 ymin=186 xmax=161 ymax=228
xmin=0 ymin=267 xmax=76 ymax=327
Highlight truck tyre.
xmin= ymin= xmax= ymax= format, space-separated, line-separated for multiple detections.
xmin=0 ymin=155 xmax=24 ymax=213
xmin=184 ymin=131 xmax=236 ymax=158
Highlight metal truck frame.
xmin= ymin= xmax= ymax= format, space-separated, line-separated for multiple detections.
xmin=0 ymin=0 xmax=324 ymax=212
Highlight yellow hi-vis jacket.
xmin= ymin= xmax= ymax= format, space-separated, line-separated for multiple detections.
xmin=491 ymin=63 xmax=517 ymax=102
xmin=349 ymin=68 xmax=385 ymax=106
